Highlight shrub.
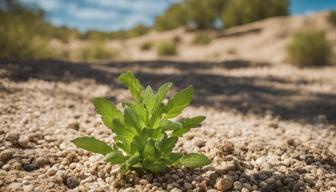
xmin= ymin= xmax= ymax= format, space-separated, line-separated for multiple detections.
xmin=287 ymin=30 xmax=332 ymax=67
xmin=222 ymin=0 xmax=289 ymax=28
xmin=80 ymin=41 xmax=117 ymax=61
xmin=155 ymin=3 xmax=188 ymax=31
xmin=72 ymin=72 xmax=211 ymax=173
xmin=157 ymin=42 xmax=177 ymax=56
xmin=140 ymin=42 xmax=152 ymax=51
xmin=193 ymin=33 xmax=212 ymax=45
xmin=329 ymin=11 xmax=336 ymax=26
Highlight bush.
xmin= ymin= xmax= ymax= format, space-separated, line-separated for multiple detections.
xmin=222 ymin=0 xmax=289 ymax=28
xmin=155 ymin=3 xmax=188 ymax=31
xmin=157 ymin=42 xmax=177 ymax=56
xmin=140 ymin=42 xmax=152 ymax=51
xmin=72 ymin=72 xmax=211 ymax=173
xmin=193 ymin=33 xmax=212 ymax=45
xmin=80 ymin=41 xmax=118 ymax=61
xmin=287 ymin=30 xmax=332 ymax=67
xmin=329 ymin=11 xmax=336 ymax=26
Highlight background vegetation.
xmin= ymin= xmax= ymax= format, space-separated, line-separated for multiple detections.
xmin=287 ymin=30 xmax=332 ymax=67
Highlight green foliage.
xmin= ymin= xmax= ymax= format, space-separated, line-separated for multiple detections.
xmin=127 ymin=24 xmax=150 ymax=38
xmin=72 ymin=72 xmax=210 ymax=173
xmin=222 ymin=0 xmax=289 ymax=28
xmin=140 ymin=42 xmax=152 ymax=51
xmin=80 ymin=40 xmax=118 ymax=61
xmin=157 ymin=42 xmax=177 ymax=56
xmin=155 ymin=3 xmax=188 ymax=31
xmin=184 ymin=0 xmax=218 ymax=29
xmin=329 ymin=11 xmax=336 ymax=26
xmin=193 ymin=33 xmax=212 ymax=45
xmin=287 ymin=30 xmax=332 ymax=67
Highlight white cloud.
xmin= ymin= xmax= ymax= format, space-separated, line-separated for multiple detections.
xmin=67 ymin=4 xmax=119 ymax=20
xmin=20 ymin=0 xmax=62 ymax=11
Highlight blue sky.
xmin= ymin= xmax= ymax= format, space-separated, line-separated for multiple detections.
xmin=19 ymin=0 xmax=336 ymax=32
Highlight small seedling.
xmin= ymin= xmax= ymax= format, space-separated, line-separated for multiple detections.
xmin=72 ymin=71 xmax=211 ymax=172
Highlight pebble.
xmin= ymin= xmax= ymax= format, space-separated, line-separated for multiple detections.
xmin=5 ymin=132 xmax=19 ymax=143
xmin=0 ymin=149 xmax=15 ymax=162
xmin=23 ymin=185 xmax=34 ymax=192
xmin=35 ymin=157 xmax=48 ymax=166
xmin=18 ymin=136 xmax=30 ymax=147
xmin=183 ymin=182 xmax=193 ymax=189
xmin=47 ymin=168 xmax=57 ymax=176
xmin=195 ymin=140 xmax=206 ymax=148
xmin=215 ymin=176 xmax=234 ymax=191
xmin=123 ymin=187 xmax=138 ymax=192
xmin=66 ymin=176 xmax=80 ymax=189
xmin=22 ymin=163 xmax=39 ymax=171
xmin=233 ymin=181 xmax=242 ymax=190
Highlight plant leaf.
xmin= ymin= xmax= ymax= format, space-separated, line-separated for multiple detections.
xmin=157 ymin=136 xmax=178 ymax=154
xmin=172 ymin=116 xmax=206 ymax=137
xmin=71 ymin=137 xmax=112 ymax=155
xmin=179 ymin=153 xmax=211 ymax=168
xmin=124 ymin=106 xmax=142 ymax=133
xmin=144 ymin=139 xmax=160 ymax=161
xmin=159 ymin=120 xmax=182 ymax=130
xmin=148 ymin=103 xmax=163 ymax=128
xmin=143 ymin=161 xmax=166 ymax=172
xmin=104 ymin=151 xmax=126 ymax=164
xmin=93 ymin=97 xmax=122 ymax=118
xmin=118 ymin=71 xmax=144 ymax=102
xmin=165 ymin=152 xmax=183 ymax=165
xmin=165 ymin=86 xmax=193 ymax=119
xmin=143 ymin=86 xmax=156 ymax=113
xmin=112 ymin=119 xmax=136 ymax=144
xmin=156 ymin=82 xmax=172 ymax=104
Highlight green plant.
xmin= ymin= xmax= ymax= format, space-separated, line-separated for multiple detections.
xmin=157 ymin=42 xmax=177 ymax=56
xmin=72 ymin=72 xmax=211 ymax=172
xmin=329 ymin=11 xmax=336 ymax=26
xmin=287 ymin=30 xmax=331 ymax=67
xmin=80 ymin=40 xmax=118 ymax=61
xmin=140 ymin=42 xmax=152 ymax=51
xmin=193 ymin=33 xmax=212 ymax=45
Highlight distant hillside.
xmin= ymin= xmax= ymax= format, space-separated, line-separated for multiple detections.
xmin=95 ymin=11 xmax=335 ymax=64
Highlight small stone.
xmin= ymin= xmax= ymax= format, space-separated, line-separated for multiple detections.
xmin=184 ymin=182 xmax=193 ymax=189
xmin=47 ymin=168 xmax=57 ymax=176
xmin=11 ymin=161 xmax=22 ymax=170
xmin=304 ymin=176 xmax=314 ymax=186
xmin=23 ymin=185 xmax=34 ymax=192
xmin=233 ymin=181 xmax=242 ymax=190
xmin=0 ymin=149 xmax=15 ymax=162
xmin=123 ymin=187 xmax=137 ymax=192
xmin=6 ymin=182 xmax=22 ymax=191
xmin=22 ymin=163 xmax=39 ymax=172
xmin=35 ymin=157 xmax=48 ymax=166
xmin=68 ymin=121 xmax=80 ymax=130
xmin=171 ymin=188 xmax=182 ymax=192
xmin=216 ymin=141 xmax=234 ymax=156
xmin=215 ymin=176 xmax=234 ymax=191
xmin=18 ymin=136 xmax=30 ymax=148
xmin=286 ymin=139 xmax=295 ymax=146
xmin=6 ymin=132 xmax=19 ymax=143
xmin=195 ymin=140 xmax=206 ymax=148
xmin=139 ymin=179 xmax=148 ymax=185
xmin=241 ymin=187 xmax=249 ymax=192
xmin=66 ymin=176 xmax=80 ymax=189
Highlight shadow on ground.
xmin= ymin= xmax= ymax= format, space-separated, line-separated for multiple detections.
xmin=1 ymin=59 xmax=335 ymax=124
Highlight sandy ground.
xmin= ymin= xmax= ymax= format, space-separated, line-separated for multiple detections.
xmin=0 ymin=60 xmax=336 ymax=192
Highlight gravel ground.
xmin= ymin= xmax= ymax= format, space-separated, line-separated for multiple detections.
xmin=0 ymin=60 xmax=336 ymax=192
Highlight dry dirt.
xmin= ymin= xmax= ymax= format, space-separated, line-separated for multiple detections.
xmin=0 ymin=60 xmax=336 ymax=192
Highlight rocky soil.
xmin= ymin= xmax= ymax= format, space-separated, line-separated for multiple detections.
xmin=0 ymin=60 xmax=336 ymax=192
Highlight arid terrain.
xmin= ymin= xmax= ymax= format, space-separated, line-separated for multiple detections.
xmin=0 ymin=59 xmax=336 ymax=192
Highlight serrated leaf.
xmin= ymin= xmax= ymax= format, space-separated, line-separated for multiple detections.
xmin=144 ymin=139 xmax=160 ymax=161
xmin=124 ymin=106 xmax=142 ymax=133
xmin=165 ymin=153 xmax=183 ymax=165
xmin=156 ymin=82 xmax=172 ymax=104
xmin=157 ymin=136 xmax=178 ymax=154
xmin=165 ymin=86 xmax=193 ymax=119
xmin=112 ymin=119 xmax=136 ymax=144
xmin=143 ymin=161 xmax=166 ymax=172
xmin=172 ymin=116 xmax=206 ymax=137
xmin=179 ymin=153 xmax=211 ymax=168
xmin=71 ymin=137 xmax=112 ymax=155
xmin=148 ymin=103 xmax=163 ymax=128
xmin=104 ymin=151 xmax=126 ymax=164
xmin=159 ymin=120 xmax=182 ymax=130
xmin=93 ymin=97 xmax=122 ymax=118
xmin=143 ymin=86 xmax=156 ymax=113
xmin=118 ymin=71 xmax=144 ymax=102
